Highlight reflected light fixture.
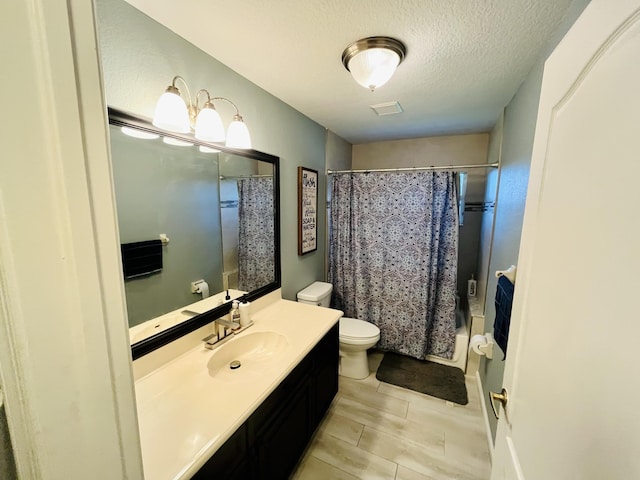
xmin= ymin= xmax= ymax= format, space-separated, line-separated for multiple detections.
xmin=152 ymin=76 xmax=252 ymax=149
xmin=121 ymin=126 xmax=159 ymax=140
xmin=341 ymin=36 xmax=406 ymax=91
xmin=162 ymin=137 xmax=193 ymax=147
xmin=199 ymin=145 xmax=221 ymax=153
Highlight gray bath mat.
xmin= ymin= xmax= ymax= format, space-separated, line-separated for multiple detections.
xmin=376 ymin=352 xmax=468 ymax=405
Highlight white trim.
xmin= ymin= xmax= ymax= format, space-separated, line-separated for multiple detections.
xmin=67 ymin=1 xmax=144 ymax=475
xmin=0 ymin=1 xmax=143 ymax=477
xmin=506 ymin=437 xmax=526 ymax=480
xmin=0 ymin=197 xmax=40 ymax=478
xmin=476 ymin=370 xmax=495 ymax=464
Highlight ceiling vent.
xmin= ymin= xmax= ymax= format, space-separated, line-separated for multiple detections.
xmin=370 ymin=101 xmax=403 ymax=116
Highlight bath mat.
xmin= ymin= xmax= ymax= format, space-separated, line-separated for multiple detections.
xmin=376 ymin=352 xmax=468 ymax=405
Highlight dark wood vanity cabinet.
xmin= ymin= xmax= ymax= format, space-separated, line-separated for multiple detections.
xmin=193 ymin=323 xmax=339 ymax=480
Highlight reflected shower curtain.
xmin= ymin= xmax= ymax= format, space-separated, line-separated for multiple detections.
xmin=237 ymin=178 xmax=274 ymax=292
xmin=329 ymin=171 xmax=459 ymax=359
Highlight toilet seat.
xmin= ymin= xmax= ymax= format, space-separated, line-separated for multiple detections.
xmin=339 ymin=317 xmax=380 ymax=344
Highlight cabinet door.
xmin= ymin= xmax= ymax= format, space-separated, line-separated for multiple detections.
xmin=192 ymin=424 xmax=247 ymax=479
xmin=226 ymin=458 xmax=251 ymax=480
xmin=312 ymin=324 xmax=339 ymax=429
xmin=256 ymin=383 xmax=311 ymax=479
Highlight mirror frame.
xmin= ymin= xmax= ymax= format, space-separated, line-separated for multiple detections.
xmin=108 ymin=107 xmax=281 ymax=360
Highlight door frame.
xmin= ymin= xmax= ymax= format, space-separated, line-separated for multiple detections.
xmin=0 ymin=0 xmax=143 ymax=477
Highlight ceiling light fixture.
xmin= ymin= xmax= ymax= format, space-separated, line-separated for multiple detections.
xmin=341 ymin=36 xmax=406 ymax=92
xmin=153 ymin=76 xmax=252 ymax=149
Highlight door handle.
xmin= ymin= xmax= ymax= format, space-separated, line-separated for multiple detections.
xmin=489 ymin=388 xmax=508 ymax=419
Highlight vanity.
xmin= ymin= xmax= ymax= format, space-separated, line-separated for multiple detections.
xmin=134 ymin=292 xmax=341 ymax=479
xmin=108 ymin=109 xmax=339 ymax=479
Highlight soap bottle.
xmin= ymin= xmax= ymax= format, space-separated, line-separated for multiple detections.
xmin=468 ymin=275 xmax=477 ymax=297
xmin=230 ymin=300 xmax=241 ymax=325
xmin=239 ymin=300 xmax=251 ymax=327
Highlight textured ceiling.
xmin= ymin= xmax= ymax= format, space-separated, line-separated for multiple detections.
xmin=123 ymin=0 xmax=574 ymax=144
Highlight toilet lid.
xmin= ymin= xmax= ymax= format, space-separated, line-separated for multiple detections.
xmin=340 ymin=317 xmax=380 ymax=340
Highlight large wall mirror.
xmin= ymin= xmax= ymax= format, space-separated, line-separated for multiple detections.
xmin=108 ymin=108 xmax=280 ymax=359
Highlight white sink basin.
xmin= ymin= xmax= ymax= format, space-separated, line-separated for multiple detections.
xmin=207 ymin=331 xmax=290 ymax=380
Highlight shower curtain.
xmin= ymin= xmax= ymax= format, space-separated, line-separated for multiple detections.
xmin=237 ymin=177 xmax=274 ymax=292
xmin=329 ymin=171 xmax=459 ymax=359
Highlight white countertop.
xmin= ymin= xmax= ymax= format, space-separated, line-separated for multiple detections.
xmin=134 ymin=293 xmax=342 ymax=480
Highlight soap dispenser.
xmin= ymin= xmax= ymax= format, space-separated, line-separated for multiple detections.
xmin=230 ymin=300 xmax=241 ymax=326
xmin=468 ymin=274 xmax=477 ymax=297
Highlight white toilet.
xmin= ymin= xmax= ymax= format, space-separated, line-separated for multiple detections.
xmin=297 ymin=282 xmax=380 ymax=380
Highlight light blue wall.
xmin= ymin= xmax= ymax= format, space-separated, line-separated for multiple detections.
xmin=326 ymin=131 xmax=352 ymax=172
xmin=96 ymin=0 xmax=331 ymax=301
xmin=480 ymin=0 xmax=591 ymax=440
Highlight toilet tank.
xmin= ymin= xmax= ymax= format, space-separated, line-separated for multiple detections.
xmin=297 ymin=282 xmax=333 ymax=307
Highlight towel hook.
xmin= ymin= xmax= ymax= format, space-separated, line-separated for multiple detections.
xmin=495 ymin=265 xmax=516 ymax=284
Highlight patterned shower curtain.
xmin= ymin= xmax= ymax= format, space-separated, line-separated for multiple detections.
xmin=329 ymin=171 xmax=459 ymax=359
xmin=237 ymin=178 xmax=274 ymax=292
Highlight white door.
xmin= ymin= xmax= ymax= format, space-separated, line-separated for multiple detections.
xmin=491 ymin=1 xmax=640 ymax=479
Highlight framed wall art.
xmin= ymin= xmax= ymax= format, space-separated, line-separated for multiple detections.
xmin=298 ymin=166 xmax=318 ymax=255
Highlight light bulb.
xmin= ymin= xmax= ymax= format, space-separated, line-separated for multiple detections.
xmin=152 ymin=85 xmax=190 ymax=133
xmin=225 ymin=115 xmax=251 ymax=149
xmin=194 ymin=102 xmax=225 ymax=142
xmin=348 ymin=48 xmax=400 ymax=91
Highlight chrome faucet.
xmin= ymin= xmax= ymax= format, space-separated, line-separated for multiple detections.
xmin=202 ymin=307 xmax=241 ymax=349
xmin=202 ymin=318 xmax=239 ymax=350
xmin=216 ymin=317 xmax=240 ymax=330
xmin=202 ymin=330 xmax=234 ymax=350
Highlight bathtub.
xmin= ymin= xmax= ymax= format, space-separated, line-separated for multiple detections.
xmin=425 ymin=304 xmax=470 ymax=372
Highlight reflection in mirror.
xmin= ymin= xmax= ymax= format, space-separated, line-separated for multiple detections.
xmin=107 ymin=108 xmax=280 ymax=356
xmin=219 ymin=153 xmax=275 ymax=292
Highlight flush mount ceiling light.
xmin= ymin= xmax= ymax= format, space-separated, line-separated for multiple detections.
xmin=153 ymin=76 xmax=252 ymax=149
xmin=341 ymin=36 xmax=406 ymax=91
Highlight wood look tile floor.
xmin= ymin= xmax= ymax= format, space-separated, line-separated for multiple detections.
xmin=291 ymin=351 xmax=491 ymax=480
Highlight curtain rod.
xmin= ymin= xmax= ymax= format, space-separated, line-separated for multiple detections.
xmin=327 ymin=163 xmax=499 ymax=174
xmin=219 ymin=174 xmax=273 ymax=179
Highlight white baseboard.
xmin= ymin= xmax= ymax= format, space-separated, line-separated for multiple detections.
xmin=475 ymin=371 xmax=495 ymax=464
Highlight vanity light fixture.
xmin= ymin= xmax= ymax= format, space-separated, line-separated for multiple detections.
xmin=153 ymin=75 xmax=252 ymax=149
xmin=341 ymin=36 xmax=406 ymax=91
